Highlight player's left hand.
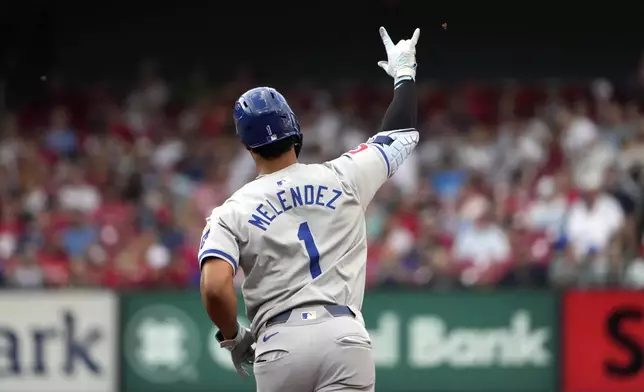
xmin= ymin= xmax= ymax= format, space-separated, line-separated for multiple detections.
xmin=216 ymin=324 xmax=256 ymax=378
xmin=377 ymin=26 xmax=420 ymax=86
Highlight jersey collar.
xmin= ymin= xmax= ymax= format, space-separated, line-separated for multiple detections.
xmin=256 ymin=162 xmax=299 ymax=179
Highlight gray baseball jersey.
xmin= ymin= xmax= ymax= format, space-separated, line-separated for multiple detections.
xmin=198 ymin=142 xmax=391 ymax=337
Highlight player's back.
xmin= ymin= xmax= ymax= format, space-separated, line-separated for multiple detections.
xmin=232 ymin=161 xmax=367 ymax=335
xmin=199 ymin=141 xmax=391 ymax=337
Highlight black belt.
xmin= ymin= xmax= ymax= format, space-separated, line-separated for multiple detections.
xmin=265 ymin=305 xmax=354 ymax=328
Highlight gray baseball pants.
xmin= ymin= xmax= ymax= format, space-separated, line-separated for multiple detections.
xmin=253 ymin=305 xmax=375 ymax=392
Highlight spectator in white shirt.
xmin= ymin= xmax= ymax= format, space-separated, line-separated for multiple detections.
xmin=555 ymin=169 xmax=624 ymax=287
xmin=557 ymin=105 xmax=599 ymax=159
xmin=456 ymin=127 xmax=497 ymax=176
xmin=524 ymin=176 xmax=568 ymax=243
xmin=566 ymin=169 xmax=624 ymax=259
xmin=57 ymin=166 xmax=102 ymax=214
xmin=453 ymin=201 xmax=511 ymax=270
xmin=151 ymin=128 xmax=186 ymax=171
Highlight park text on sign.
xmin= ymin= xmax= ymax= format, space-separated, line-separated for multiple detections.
xmin=0 ymin=291 xmax=117 ymax=392
xmin=563 ymin=291 xmax=644 ymax=392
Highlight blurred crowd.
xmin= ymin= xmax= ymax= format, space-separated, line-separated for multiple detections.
xmin=2 ymin=59 xmax=644 ymax=291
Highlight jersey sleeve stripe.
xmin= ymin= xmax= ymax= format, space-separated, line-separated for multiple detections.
xmin=370 ymin=143 xmax=391 ymax=178
xmin=199 ymin=249 xmax=238 ymax=274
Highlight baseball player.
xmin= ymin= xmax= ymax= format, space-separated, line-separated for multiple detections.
xmin=199 ymin=26 xmax=420 ymax=392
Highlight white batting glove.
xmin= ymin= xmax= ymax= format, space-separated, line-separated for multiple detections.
xmin=377 ymin=27 xmax=420 ymax=87
xmin=215 ymin=324 xmax=255 ymax=378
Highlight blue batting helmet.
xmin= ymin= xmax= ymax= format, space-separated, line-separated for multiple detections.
xmin=233 ymin=87 xmax=302 ymax=156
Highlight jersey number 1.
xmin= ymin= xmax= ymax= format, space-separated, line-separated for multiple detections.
xmin=297 ymin=222 xmax=321 ymax=279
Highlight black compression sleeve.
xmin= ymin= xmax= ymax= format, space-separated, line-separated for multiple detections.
xmin=379 ymin=80 xmax=417 ymax=132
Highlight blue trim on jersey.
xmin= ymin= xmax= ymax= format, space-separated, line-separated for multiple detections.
xmin=370 ymin=144 xmax=391 ymax=178
xmin=199 ymin=228 xmax=210 ymax=250
xmin=199 ymin=249 xmax=238 ymax=274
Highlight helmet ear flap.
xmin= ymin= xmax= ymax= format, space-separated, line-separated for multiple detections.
xmin=293 ymin=134 xmax=303 ymax=157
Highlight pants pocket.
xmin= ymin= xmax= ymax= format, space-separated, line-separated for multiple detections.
xmin=255 ymin=349 xmax=290 ymax=364
xmin=335 ymin=334 xmax=372 ymax=348
xmin=326 ymin=335 xmax=375 ymax=389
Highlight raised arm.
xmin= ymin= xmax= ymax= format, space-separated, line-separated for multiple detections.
xmin=370 ymin=26 xmax=420 ymax=176
xmin=326 ymin=27 xmax=421 ymax=208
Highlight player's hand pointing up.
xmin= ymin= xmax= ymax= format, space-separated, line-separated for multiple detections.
xmin=377 ymin=27 xmax=420 ymax=86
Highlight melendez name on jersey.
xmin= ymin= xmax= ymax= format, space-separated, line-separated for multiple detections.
xmin=246 ymin=139 xmax=396 ymax=233
xmin=249 ymin=181 xmax=343 ymax=231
